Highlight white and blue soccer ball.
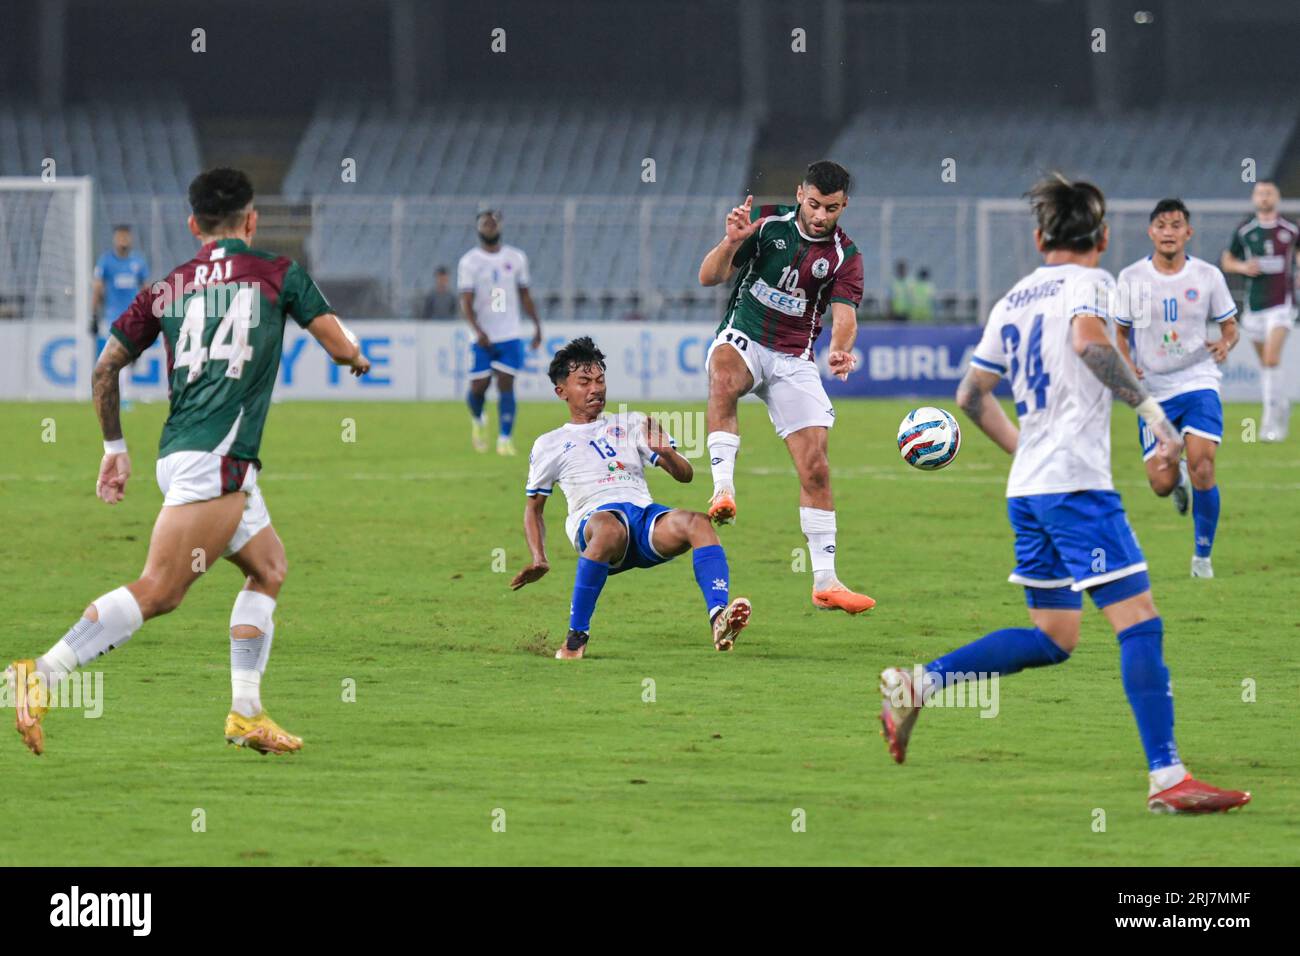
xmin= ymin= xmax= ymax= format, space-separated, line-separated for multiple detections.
xmin=897 ymin=406 xmax=961 ymax=470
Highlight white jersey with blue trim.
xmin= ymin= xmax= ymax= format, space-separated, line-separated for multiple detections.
xmin=456 ymin=244 xmax=530 ymax=343
xmin=525 ymin=411 xmax=676 ymax=545
xmin=1114 ymin=255 xmax=1237 ymax=402
xmin=971 ymin=263 xmax=1118 ymax=498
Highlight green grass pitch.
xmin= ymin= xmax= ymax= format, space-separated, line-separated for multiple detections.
xmin=1 ymin=398 xmax=1296 ymax=866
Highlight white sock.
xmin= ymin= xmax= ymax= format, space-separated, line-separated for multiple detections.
xmin=800 ymin=507 xmax=838 ymax=587
xmin=1261 ymin=366 xmax=1276 ymax=428
xmin=1149 ymin=762 xmax=1188 ymax=796
xmin=230 ymin=591 xmax=276 ymax=718
xmin=45 ymin=588 xmax=143 ymax=679
xmin=707 ymin=431 xmax=740 ymax=493
xmin=1272 ymin=366 xmax=1291 ymax=424
xmin=35 ymin=641 xmax=78 ymax=690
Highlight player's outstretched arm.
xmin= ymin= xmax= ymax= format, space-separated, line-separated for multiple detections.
xmin=699 ymin=195 xmax=759 ymax=286
xmin=92 ymin=337 xmax=133 ymax=504
xmin=308 ymin=314 xmax=371 ymax=376
xmin=1072 ymin=312 xmax=1183 ymax=469
xmin=511 ymin=495 xmax=551 ymax=590
xmin=955 ymin=365 xmax=1018 ymax=455
xmin=827 ymin=302 xmax=859 ymax=380
xmin=645 ymin=415 xmax=692 ymax=482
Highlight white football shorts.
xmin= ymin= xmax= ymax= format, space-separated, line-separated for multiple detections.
xmin=155 ymin=450 xmax=271 ymax=557
xmin=1241 ymin=304 xmax=1296 ymax=344
xmin=707 ymin=327 xmax=836 ymax=439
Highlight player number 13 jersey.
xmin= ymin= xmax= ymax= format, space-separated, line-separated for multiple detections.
xmin=525 ymin=412 xmax=676 ymax=545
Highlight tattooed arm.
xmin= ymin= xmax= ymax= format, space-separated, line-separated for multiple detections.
xmin=1072 ymin=312 xmax=1183 ymax=468
xmin=93 ymin=337 xmax=134 ymax=504
xmin=955 ymin=365 xmax=1018 ymax=455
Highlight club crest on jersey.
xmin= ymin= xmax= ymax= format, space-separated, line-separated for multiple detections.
xmin=812 ymin=258 xmax=829 ymax=279
xmin=1185 ymin=288 xmax=1199 ymax=301
xmin=607 ymin=425 xmax=625 ymax=440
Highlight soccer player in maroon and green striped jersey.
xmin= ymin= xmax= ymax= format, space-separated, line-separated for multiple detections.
xmin=4 ymin=168 xmax=370 ymax=757
xmin=698 ymin=160 xmax=875 ymax=615
xmin=1220 ymin=181 xmax=1300 ymax=441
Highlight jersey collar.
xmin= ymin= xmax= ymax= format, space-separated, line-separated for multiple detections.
xmin=200 ymin=238 xmax=250 ymax=257
xmin=794 ymin=221 xmax=834 ymax=243
xmin=1145 ymin=253 xmax=1191 ymax=279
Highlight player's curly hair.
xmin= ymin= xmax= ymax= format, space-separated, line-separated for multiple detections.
xmin=1027 ymin=173 xmax=1106 ymax=252
xmin=188 ymin=167 xmax=255 ymax=234
xmin=548 ymin=336 xmax=606 ymax=385
xmin=804 ymin=160 xmax=851 ymax=197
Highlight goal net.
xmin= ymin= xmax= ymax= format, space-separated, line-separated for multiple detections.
xmin=0 ymin=177 xmax=93 ymax=398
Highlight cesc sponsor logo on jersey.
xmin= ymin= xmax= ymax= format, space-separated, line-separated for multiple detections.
xmin=749 ymin=278 xmax=807 ymax=318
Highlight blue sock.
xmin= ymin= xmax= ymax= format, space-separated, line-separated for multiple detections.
xmin=925 ymin=627 xmax=1069 ymax=693
xmin=499 ymin=390 xmax=516 ymax=438
xmin=467 ymin=388 xmax=486 ymax=420
xmin=1192 ymin=485 xmax=1219 ymax=558
xmin=568 ymin=557 xmax=609 ymax=633
xmin=692 ymin=544 xmax=729 ymax=620
xmin=1117 ymin=617 xmax=1180 ymax=770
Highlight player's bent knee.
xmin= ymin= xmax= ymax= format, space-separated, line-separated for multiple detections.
xmin=1045 ymin=627 xmax=1080 ymax=654
xmin=133 ymin=581 xmax=185 ymax=619
xmin=689 ymin=511 xmax=719 ymax=544
xmin=801 ymin=458 xmax=830 ymax=491
xmin=258 ymin=556 xmax=287 ymax=592
xmin=1148 ymin=474 xmax=1175 ymax=496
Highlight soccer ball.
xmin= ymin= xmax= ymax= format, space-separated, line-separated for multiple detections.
xmin=897 ymin=406 xmax=961 ymax=470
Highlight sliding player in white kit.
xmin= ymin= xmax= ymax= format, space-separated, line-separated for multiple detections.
xmin=879 ymin=176 xmax=1250 ymax=813
xmin=511 ymin=337 xmax=751 ymax=659
xmin=1116 ymin=200 xmax=1239 ymax=578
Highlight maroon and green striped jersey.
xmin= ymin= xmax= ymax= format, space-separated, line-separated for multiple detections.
xmin=110 ymin=238 xmax=331 ymax=467
xmin=717 ymin=203 xmax=864 ymax=358
xmin=1227 ymin=215 xmax=1298 ymax=312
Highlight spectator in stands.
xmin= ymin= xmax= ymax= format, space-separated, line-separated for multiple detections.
xmin=910 ymin=268 xmax=936 ymax=323
xmin=420 ymin=266 xmax=458 ymax=320
xmin=92 ymin=225 xmax=148 ymax=338
xmin=888 ymin=259 xmax=911 ymax=322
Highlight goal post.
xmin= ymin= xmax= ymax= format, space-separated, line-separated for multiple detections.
xmin=0 ymin=177 xmax=94 ymax=400
xmin=975 ymin=197 xmax=1300 ymax=322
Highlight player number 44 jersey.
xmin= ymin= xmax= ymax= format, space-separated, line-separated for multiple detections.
xmin=1114 ymin=255 xmax=1237 ymax=402
xmin=110 ymin=238 xmax=330 ymax=467
xmin=971 ymin=264 xmax=1117 ymax=498
xmin=526 ymin=412 xmax=676 ymax=546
